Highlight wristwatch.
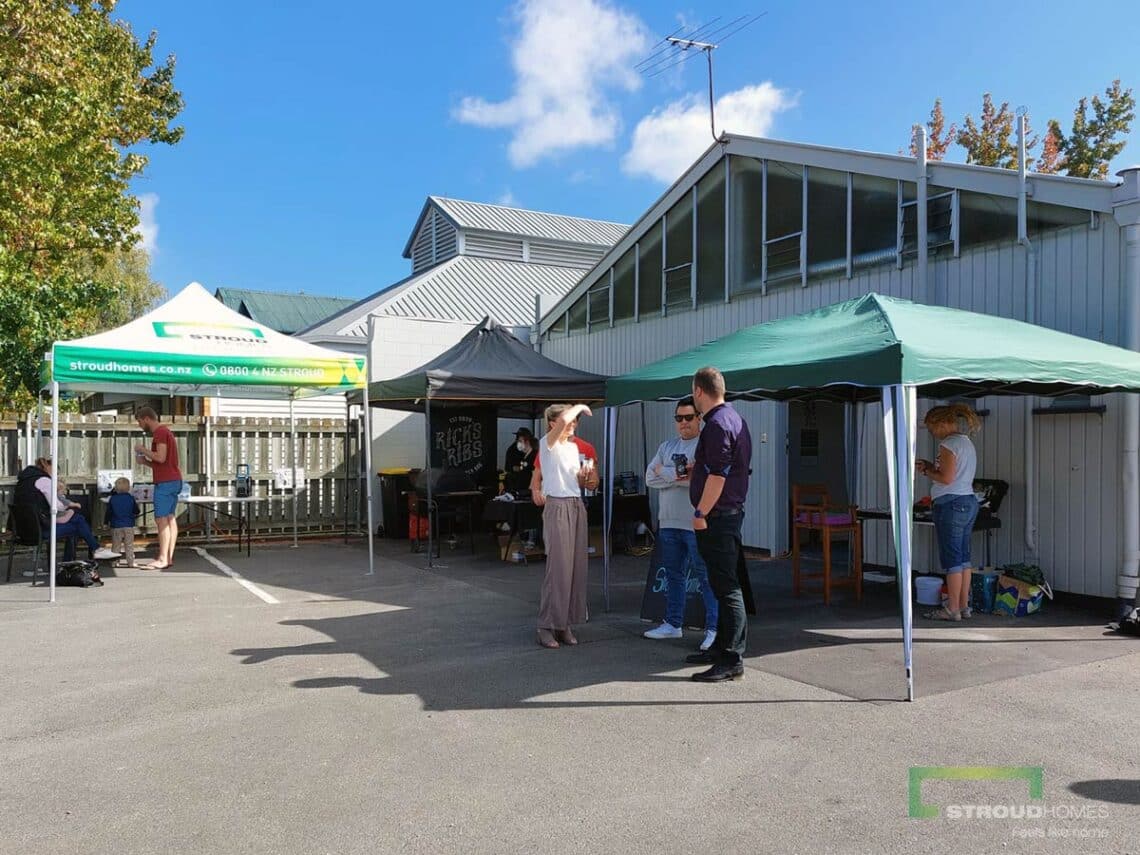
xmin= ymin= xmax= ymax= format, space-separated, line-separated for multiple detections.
xmin=693 ymin=509 xmax=704 ymax=519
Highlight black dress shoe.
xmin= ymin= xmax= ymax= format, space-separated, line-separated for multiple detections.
xmin=685 ymin=650 xmax=718 ymax=665
xmin=691 ymin=663 xmax=744 ymax=682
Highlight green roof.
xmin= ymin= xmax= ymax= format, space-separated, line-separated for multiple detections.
xmin=214 ymin=287 xmax=357 ymax=335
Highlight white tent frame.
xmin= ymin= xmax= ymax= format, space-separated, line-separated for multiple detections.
xmin=35 ymin=283 xmax=375 ymax=603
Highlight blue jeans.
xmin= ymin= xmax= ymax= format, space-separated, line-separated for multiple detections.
xmin=44 ymin=514 xmax=99 ymax=562
xmin=659 ymin=528 xmax=718 ymax=630
xmin=931 ymin=494 xmax=979 ymax=573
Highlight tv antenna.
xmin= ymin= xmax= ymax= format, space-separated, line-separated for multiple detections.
xmin=636 ymin=14 xmax=767 ymax=142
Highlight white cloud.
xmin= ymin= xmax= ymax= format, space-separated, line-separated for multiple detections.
xmin=497 ymin=189 xmax=518 ymax=206
xmin=135 ymin=193 xmax=159 ymax=254
xmin=454 ymin=0 xmax=650 ymax=167
xmin=622 ymin=83 xmax=796 ymax=183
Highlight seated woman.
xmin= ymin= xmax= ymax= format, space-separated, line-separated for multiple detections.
xmin=15 ymin=458 xmax=118 ymax=562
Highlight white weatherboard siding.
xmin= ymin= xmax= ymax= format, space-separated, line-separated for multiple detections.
xmin=544 ymin=221 xmax=1126 ymax=597
xmin=212 ymin=394 xmax=348 ymax=419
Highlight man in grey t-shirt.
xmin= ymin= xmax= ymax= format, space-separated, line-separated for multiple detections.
xmin=642 ymin=397 xmax=718 ymax=651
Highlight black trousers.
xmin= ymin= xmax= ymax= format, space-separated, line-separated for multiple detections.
xmin=696 ymin=512 xmax=746 ymax=665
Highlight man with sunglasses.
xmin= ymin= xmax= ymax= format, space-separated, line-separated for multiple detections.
xmin=642 ymin=397 xmax=718 ymax=652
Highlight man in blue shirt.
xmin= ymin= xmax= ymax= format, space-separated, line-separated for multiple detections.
xmin=687 ymin=366 xmax=753 ymax=682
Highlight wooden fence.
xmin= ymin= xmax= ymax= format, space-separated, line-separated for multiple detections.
xmin=0 ymin=413 xmax=368 ymax=540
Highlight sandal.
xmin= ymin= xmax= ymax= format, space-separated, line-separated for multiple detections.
xmin=536 ymin=630 xmax=560 ymax=649
xmin=923 ymin=607 xmax=961 ymax=621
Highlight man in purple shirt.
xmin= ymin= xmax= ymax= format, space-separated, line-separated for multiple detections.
xmin=686 ymin=366 xmax=753 ymax=682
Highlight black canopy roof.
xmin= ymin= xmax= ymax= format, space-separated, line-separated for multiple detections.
xmin=365 ymin=318 xmax=607 ymax=417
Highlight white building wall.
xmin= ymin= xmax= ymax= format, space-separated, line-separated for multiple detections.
xmin=543 ymin=220 xmax=1125 ymax=597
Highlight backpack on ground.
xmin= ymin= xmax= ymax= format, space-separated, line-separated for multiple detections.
xmin=1110 ymin=607 xmax=1140 ymax=637
xmin=56 ymin=560 xmax=103 ymax=588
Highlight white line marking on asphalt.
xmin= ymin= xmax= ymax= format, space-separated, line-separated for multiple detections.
xmin=193 ymin=547 xmax=279 ymax=604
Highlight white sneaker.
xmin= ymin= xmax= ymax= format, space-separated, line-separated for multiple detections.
xmin=700 ymin=629 xmax=718 ymax=651
xmin=92 ymin=548 xmax=120 ymax=561
xmin=643 ymin=622 xmax=682 ymax=640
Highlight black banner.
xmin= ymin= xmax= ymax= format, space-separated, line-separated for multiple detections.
xmin=429 ymin=407 xmax=496 ymax=487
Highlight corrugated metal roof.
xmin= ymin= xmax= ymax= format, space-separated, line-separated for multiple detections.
xmin=214 ymin=287 xmax=357 ymax=335
xmin=302 ymin=256 xmax=586 ymax=339
xmin=400 ymin=197 xmax=628 ymax=258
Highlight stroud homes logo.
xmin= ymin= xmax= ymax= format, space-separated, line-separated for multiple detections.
xmin=909 ymin=766 xmax=1043 ymax=819
xmin=152 ymin=321 xmax=268 ymax=344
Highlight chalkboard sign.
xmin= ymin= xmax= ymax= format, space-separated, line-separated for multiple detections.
xmin=430 ymin=407 xmax=496 ymax=487
xmin=639 ymin=540 xmax=757 ymax=627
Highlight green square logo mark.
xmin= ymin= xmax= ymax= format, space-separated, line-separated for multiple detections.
xmin=909 ymin=766 xmax=1044 ymax=818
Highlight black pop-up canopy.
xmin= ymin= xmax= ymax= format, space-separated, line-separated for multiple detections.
xmin=365 ymin=318 xmax=607 ymax=416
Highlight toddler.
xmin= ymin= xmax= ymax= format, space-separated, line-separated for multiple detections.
xmin=107 ymin=477 xmax=140 ymax=567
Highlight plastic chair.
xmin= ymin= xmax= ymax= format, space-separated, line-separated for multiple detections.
xmin=791 ymin=484 xmax=862 ymax=604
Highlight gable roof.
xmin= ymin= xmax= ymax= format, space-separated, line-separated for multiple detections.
xmin=298 ymin=255 xmax=587 ymax=339
xmin=214 ymin=287 xmax=357 ymax=335
xmin=539 ymin=132 xmax=1121 ymax=334
xmin=401 ymin=196 xmax=628 ymax=258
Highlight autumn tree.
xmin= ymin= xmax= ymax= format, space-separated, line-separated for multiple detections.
xmin=1036 ymin=123 xmax=1063 ymax=173
xmin=0 ymin=0 xmax=182 ymax=408
xmin=956 ymin=94 xmax=1036 ymax=169
xmin=1048 ymin=80 xmax=1135 ymax=180
xmin=909 ymin=99 xmax=957 ymax=160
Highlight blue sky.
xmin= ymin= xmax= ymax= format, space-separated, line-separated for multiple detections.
xmin=118 ymin=0 xmax=1140 ymax=302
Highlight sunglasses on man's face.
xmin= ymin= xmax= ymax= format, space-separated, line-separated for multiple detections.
xmin=674 ymin=414 xmax=698 ymax=423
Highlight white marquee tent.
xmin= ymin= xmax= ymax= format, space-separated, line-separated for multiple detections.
xmin=36 ymin=282 xmax=375 ymax=601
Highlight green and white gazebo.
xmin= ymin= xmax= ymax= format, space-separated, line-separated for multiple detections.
xmin=37 ymin=282 xmax=374 ymax=600
xmin=605 ymin=292 xmax=1140 ymax=700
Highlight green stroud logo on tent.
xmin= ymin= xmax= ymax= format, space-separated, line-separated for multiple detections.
xmin=152 ymin=321 xmax=268 ymax=344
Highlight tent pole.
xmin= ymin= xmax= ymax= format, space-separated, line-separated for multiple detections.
xmin=882 ymin=385 xmax=917 ymax=701
xmin=344 ymin=396 xmax=350 ymax=545
xmin=603 ymin=407 xmax=617 ymax=612
xmin=49 ymin=380 xmax=59 ymax=604
xmin=424 ymin=393 xmax=435 ymax=568
xmin=362 ymin=389 xmax=375 ymax=576
xmin=36 ymin=392 xmax=43 ymax=459
xmin=290 ymin=393 xmax=298 ymax=549
xmin=639 ymin=401 xmax=649 ymax=477
xmin=204 ymin=415 xmax=212 ymax=543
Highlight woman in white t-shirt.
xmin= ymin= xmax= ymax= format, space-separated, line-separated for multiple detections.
xmin=916 ymin=404 xmax=982 ymax=621
xmin=532 ymin=402 xmax=597 ymax=649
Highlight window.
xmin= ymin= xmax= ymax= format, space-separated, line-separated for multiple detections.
xmin=567 ymin=294 xmax=587 ymax=334
xmin=547 ymin=310 xmax=566 ymax=337
xmin=664 ymin=193 xmax=693 ymax=312
xmin=900 ymin=185 xmax=955 ymax=258
xmin=587 ymin=280 xmax=610 ymax=330
xmin=765 ymin=161 xmax=803 ymax=285
xmin=1028 ymin=201 xmax=1089 ymax=235
xmin=805 ymin=167 xmax=847 ymax=276
xmin=959 ymin=191 xmax=1018 ymax=248
xmin=612 ymin=248 xmax=636 ymax=323
xmin=729 ymin=155 xmax=763 ymax=294
xmin=851 ymin=173 xmax=899 ymax=269
xmin=696 ymin=160 xmax=727 ymax=305
xmin=638 ymin=223 xmax=663 ymax=317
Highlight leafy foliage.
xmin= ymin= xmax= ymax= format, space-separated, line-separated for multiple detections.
xmin=910 ymin=99 xmax=956 ymax=161
xmin=1049 ymin=80 xmax=1135 ymax=180
xmin=0 ymin=0 xmax=182 ymax=408
xmin=956 ymin=94 xmax=1035 ymax=169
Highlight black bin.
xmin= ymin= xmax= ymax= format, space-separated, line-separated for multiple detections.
xmin=378 ymin=469 xmax=414 ymax=538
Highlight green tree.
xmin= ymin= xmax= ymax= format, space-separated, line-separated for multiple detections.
xmin=909 ymin=98 xmax=956 ymax=161
xmin=1036 ymin=122 xmax=1063 ymax=174
xmin=956 ymin=94 xmax=1035 ymax=169
xmin=0 ymin=0 xmax=182 ymax=409
xmin=1049 ymin=80 xmax=1135 ymax=180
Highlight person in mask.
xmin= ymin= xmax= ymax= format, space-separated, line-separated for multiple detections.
xmin=503 ymin=427 xmax=537 ymax=495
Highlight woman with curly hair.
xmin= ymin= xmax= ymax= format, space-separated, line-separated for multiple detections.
xmin=916 ymin=404 xmax=983 ymax=621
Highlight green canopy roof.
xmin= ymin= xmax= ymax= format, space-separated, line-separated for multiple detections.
xmin=605 ymin=293 xmax=1140 ymax=405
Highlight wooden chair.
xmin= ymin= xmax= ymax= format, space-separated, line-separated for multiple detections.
xmin=791 ymin=484 xmax=862 ymax=604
